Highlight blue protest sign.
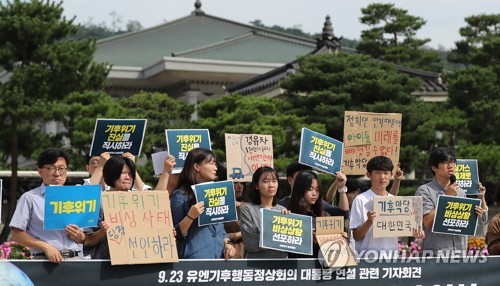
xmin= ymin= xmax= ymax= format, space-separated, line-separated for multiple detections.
xmin=455 ymin=159 xmax=480 ymax=195
xmin=432 ymin=195 xmax=480 ymax=236
xmin=44 ymin=185 xmax=101 ymax=230
xmin=299 ymin=128 xmax=343 ymax=174
xmin=192 ymin=180 xmax=237 ymax=226
xmin=165 ymin=129 xmax=211 ymax=173
xmin=90 ymin=118 xmax=147 ymax=156
xmin=260 ymin=209 xmax=313 ymax=255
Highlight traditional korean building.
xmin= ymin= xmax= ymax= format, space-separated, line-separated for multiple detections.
xmin=93 ymin=0 xmax=447 ymax=121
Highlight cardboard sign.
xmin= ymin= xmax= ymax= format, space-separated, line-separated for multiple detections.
xmin=315 ymin=216 xmax=357 ymax=268
xmin=192 ymin=180 xmax=237 ymax=226
xmin=225 ymin=133 xmax=273 ymax=182
xmin=90 ymin=118 xmax=147 ymax=156
xmin=299 ymin=128 xmax=343 ymax=175
xmin=343 ymin=111 xmax=402 ymax=175
xmin=101 ymin=191 xmax=178 ymax=265
xmin=455 ymin=159 xmax=480 ymax=195
xmin=373 ymin=196 xmax=423 ymax=238
xmin=260 ymin=209 xmax=312 ymax=255
xmin=432 ymin=195 xmax=480 ymax=236
xmin=44 ymin=185 xmax=101 ymax=230
xmin=165 ymin=129 xmax=211 ymax=173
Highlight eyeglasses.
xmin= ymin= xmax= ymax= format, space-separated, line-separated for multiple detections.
xmin=88 ymin=160 xmax=99 ymax=166
xmin=43 ymin=166 xmax=68 ymax=174
xmin=441 ymin=161 xmax=456 ymax=166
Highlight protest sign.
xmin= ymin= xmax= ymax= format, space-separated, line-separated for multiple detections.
xmin=192 ymin=180 xmax=237 ymax=226
xmin=343 ymin=111 xmax=401 ymax=175
xmin=165 ymin=129 xmax=211 ymax=173
xmin=101 ymin=191 xmax=178 ymax=265
xmin=373 ymin=196 xmax=423 ymax=238
xmin=260 ymin=209 xmax=312 ymax=255
xmin=455 ymin=159 xmax=480 ymax=195
xmin=225 ymin=133 xmax=273 ymax=182
xmin=432 ymin=195 xmax=480 ymax=236
xmin=151 ymin=151 xmax=169 ymax=176
xmin=44 ymin=185 xmax=101 ymax=230
xmin=90 ymin=118 xmax=147 ymax=156
xmin=299 ymin=128 xmax=343 ymax=175
xmin=315 ymin=216 xmax=357 ymax=268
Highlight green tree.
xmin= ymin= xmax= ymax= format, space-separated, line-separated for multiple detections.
xmin=117 ymin=92 xmax=195 ymax=183
xmin=0 ymin=0 xmax=109 ymax=241
xmin=280 ymin=53 xmax=453 ymax=174
xmin=52 ymin=91 xmax=123 ymax=169
xmin=445 ymin=14 xmax=500 ymax=189
xmin=446 ymin=14 xmax=500 ymax=145
xmin=356 ymin=3 xmax=441 ymax=72
xmin=196 ymin=94 xmax=314 ymax=173
xmin=448 ymin=14 xmax=500 ymax=67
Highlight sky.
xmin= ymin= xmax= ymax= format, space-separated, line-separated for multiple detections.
xmin=59 ymin=0 xmax=499 ymax=50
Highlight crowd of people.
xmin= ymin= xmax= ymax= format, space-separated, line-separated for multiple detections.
xmin=8 ymin=146 xmax=496 ymax=263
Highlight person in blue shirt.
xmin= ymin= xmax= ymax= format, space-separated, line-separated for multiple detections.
xmin=170 ymin=148 xmax=236 ymax=259
xmin=10 ymin=148 xmax=82 ymax=263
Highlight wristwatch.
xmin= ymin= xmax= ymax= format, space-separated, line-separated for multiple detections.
xmin=338 ymin=186 xmax=348 ymax=193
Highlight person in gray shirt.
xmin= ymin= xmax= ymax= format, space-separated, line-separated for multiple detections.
xmin=415 ymin=147 xmax=488 ymax=255
xmin=240 ymin=166 xmax=289 ymax=258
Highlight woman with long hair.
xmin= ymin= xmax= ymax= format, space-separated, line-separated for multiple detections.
xmin=287 ymin=170 xmax=326 ymax=258
xmin=81 ymin=154 xmax=175 ymax=259
xmin=170 ymin=148 xmax=236 ymax=259
xmin=240 ymin=166 xmax=288 ymax=258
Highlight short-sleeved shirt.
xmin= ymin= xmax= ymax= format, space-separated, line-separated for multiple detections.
xmin=9 ymin=184 xmax=80 ymax=255
xmin=170 ymin=187 xmax=228 ymax=259
xmin=415 ymin=180 xmax=488 ymax=253
xmin=350 ymin=189 xmax=398 ymax=257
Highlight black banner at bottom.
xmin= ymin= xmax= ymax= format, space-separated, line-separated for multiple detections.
xmin=2 ymin=255 xmax=497 ymax=286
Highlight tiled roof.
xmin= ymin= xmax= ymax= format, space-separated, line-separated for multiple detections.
xmin=95 ymin=13 xmax=315 ymax=68
xmin=226 ymin=46 xmax=448 ymax=96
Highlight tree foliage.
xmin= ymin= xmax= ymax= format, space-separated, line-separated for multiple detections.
xmin=117 ymin=91 xmax=195 ymax=155
xmin=446 ymin=14 xmax=500 ymax=144
xmin=356 ymin=3 xmax=441 ymax=72
xmin=196 ymin=94 xmax=314 ymax=173
xmin=0 ymin=0 xmax=109 ymax=241
xmin=448 ymin=14 xmax=500 ymax=66
xmin=280 ymin=53 xmax=432 ymax=173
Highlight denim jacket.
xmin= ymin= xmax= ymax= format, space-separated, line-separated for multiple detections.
xmin=170 ymin=188 xmax=228 ymax=259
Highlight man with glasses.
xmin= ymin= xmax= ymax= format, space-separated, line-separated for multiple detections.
xmin=415 ymin=147 xmax=488 ymax=255
xmin=10 ymin=148 xmax=83 ymax=263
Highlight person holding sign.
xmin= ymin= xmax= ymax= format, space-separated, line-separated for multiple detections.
xmin=223 ymin=181 xmax=247 ymax=258
xmin=84 ymin=152 xmax=110 ymax=191
xmin=279 ymin=162 xmax=349 ymax=218
xmin=325 ymin=165 xmax=403 ymax=205
xmin=350 ymin=156 xmax=424 ymax=257
xmin=288 ymin=170 xmax=347 ymax=258
xmin=83 ymin=155 xmax=138 ymax=259
xmin=84 ymin=154 xmax=175 ymax=259
xmin=415 ymin=147 xmax=487 ymax=254
xmin=170 ymin=148 xmax=236 ymax=259
xmin=84 ymin=152 xmax=151 ymax=192
xmin=240 ymin=166 xmax=289 ymax=258
xmin=10 ymin=148 xmax=83 ymax=263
